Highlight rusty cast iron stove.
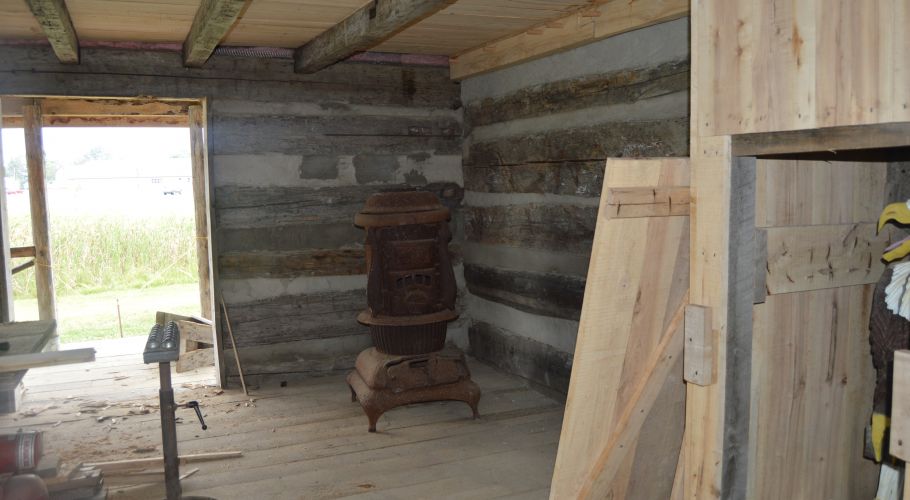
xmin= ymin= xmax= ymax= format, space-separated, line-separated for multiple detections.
xmin=347 ymin=191 xmax=480 ymax=432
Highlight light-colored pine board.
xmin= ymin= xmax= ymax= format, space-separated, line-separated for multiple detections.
xmin=764 ymin=223 xmax=896 ymax=295
xmin=891 ymin=350 xmax=910 ymax=462
xmin=604 ymin=186 xmax=690 ymax=219
xmin=550 ymin=157 xmax=689 ymax=499
xmin=696 ymin=0 xmax=910 ymax=136
xmin=0 ymin=348 xmax=95 ymax=373
xmin=754 ymin=160 xmax=888 ymax=228
xmin=449 ymin=0 xmax=689 ymax=80
xmin=747 ymin=287 xmax=879 ymax=499
xmin=684 ymin=304 xmax=713 ymax=385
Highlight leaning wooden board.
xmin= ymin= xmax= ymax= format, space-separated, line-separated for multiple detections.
xmin=550 ymin=158 xmax=689 ymax=499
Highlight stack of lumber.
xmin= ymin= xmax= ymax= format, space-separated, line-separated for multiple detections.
xmin=85 ymin=451 xmax=242 ymax=487
xmin=155 ymin=312 xmax=215 ymax=373
xmin=44 ymin=464 xmax=103 ymax=500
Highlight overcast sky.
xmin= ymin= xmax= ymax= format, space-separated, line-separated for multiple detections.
xmin=2 ymin=127 xmax=191 ymax=169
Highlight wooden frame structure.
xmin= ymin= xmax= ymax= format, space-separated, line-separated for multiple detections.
xmin=0 ymin=95 xmax=223 ymax=384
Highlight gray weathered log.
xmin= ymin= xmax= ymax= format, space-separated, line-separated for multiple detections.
xmin=463 ymin=161 xmax=605 ymax=197
xmin=0 ymin=46 xmax=460 ymax=109
xmin=219 ymin=249 xmax=367 ymax=279
xmin=464 ymin=264 xmax=585 ymax=321
xmin=183 ymin=0 xmax=248 ymax=67
xmin=464 ymin=205 xmax=597 ymax=254
xmin=465 ymin=60 xmax=689 ymax=128
xmin=294 ymin=0 xmax=455 ymax=74
xmin=216 ymin=182 xmax=463 ymax=229
xmin=211 ymin=114 xmax=461 ymax=156
xmin=224 ymin=289 xmax=367 ymax=347
xmin=469 ymin=321 xmax=573 ymax=396
xmin=466 ymin=119 xmax=689 ymax=166
xmin=23 ymin=0 xmax=79 ymax=64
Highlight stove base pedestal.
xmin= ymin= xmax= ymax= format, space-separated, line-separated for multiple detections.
xmin=347 ymin=347 xmax=481 ymax=432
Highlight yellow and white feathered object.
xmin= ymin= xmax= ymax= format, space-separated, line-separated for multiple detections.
xmin=886 ymin=261 xmax=910 ymax=322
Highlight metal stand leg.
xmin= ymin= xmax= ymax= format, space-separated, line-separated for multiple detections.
xmin=159 ymin=362 xmax=181 ymax=500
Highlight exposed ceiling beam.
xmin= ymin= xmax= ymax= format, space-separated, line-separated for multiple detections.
xmin=183 ymin=0 xmax=249 ymax=67
xmin=23 ymin=0 xmax=80 ymax=64
xmin=294 ymin=0 xmax=455 ymax=74
xmin=449 ymin=0 xmax=689 ymax=81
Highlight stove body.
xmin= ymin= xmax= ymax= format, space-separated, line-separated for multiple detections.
xmin=349 ymin=192 xmax=480 ymax=432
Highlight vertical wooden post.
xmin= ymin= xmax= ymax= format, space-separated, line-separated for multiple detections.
xmin=0 ymin=98 xmax=14 ymax=323
xmin=188 ymin=105 xmax=213 ymax=321
xmin=23 ymin=101 xmax=56 ymax=331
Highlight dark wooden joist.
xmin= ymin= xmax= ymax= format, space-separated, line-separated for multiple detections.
xmin=23 ymin=0 xmax=79 ymax=64
xmin=183 ymin=0 xmax=249 ymax=68
xmin=294 ymin=0 xmax=455 ymax=74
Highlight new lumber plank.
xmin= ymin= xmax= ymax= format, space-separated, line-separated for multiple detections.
xmin=550 ymin=157 xmax=689 ymax=499
xmin=85 ymin=451 xmax=242 ymax=473
xmin=0 ymin=348 xmax=94 ymax=373
xmin=891 ymin=350 xmax=910 ymax=462
xmin=605 ymin=186 xmax=690 ymax=219
xmin=294 ymin=0 xmax=455 ymax=74
xmin=183 ymin=0 xmax=249 ymax=67
xmin=23 ymin=0 xmax=79 ymax=64
xmin=763 ymin=223 xmax=896 ymax=295
xmin=450 ymin=0 xmax=688 ymax=80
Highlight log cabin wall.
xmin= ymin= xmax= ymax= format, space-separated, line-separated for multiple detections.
xmin=0 ymin=45 xmax=466 ymax=380
xmin=458 ymin=18 xmax=690 ymax=394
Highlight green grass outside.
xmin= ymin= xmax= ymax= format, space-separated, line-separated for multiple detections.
xmin=16 ymin=283 xmax=201 ymax=343
xmin=10 ymin=215 xmax=200 ymax=343
xmin=9 ymin=215 xmax=197 ymax=297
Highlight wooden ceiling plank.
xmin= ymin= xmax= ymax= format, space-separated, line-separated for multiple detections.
xmin=449 ymin=0 xmax=689 ymax=80
xmin=294 ymin=0 xmax=455 ymax=74
xmin=23 ymin=0 xmax=80 ymax=64
xmin=183 ymin=0 xmax=249 ymax=67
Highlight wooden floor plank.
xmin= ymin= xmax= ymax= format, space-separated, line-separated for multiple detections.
xmin=2 ymin=337 xmax=563 ymax=499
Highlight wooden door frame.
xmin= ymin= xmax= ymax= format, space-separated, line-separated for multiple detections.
xmin=0 ymin=98 xmax=14 ymax=323
xmin=0 ymin=95 xmax=224 ymax=386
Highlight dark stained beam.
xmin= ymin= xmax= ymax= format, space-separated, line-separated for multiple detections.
xmin=294 ymin=0 xmax=455 ymax=74
xmin=23 ymin=0 xmax=79 ymax=64
xmin=183 ymin=0 xmax=248 ymax=68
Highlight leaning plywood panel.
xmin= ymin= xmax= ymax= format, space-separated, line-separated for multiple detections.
xmin=550 ymin=158 xmax=689 ymax=499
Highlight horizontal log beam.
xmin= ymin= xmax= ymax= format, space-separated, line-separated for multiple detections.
xmin=294 ymin=0 xmax=455 ymax=74
xmin=183 ymin=0 xmax=249 ymax=67
xmin=450 ymin=0 xmax=688 ymax=80
xmin=23 ymin=0 xmax=79 ymax=64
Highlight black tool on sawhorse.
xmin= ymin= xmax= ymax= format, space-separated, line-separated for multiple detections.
xmin=144 ymin=322 xmax=209 ymax=500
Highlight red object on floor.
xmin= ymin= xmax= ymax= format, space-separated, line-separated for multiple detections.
xmin=0 ymin=432 xmax=42 ymax=474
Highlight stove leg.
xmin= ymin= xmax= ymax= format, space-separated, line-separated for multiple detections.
xmin=368 ymin=412 xmax=380 ymax=433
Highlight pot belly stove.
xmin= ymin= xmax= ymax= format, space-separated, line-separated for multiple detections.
xmin=348 ymin=191 xmax=480 ymax=432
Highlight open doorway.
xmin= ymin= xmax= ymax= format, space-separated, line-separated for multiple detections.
xmin=0 ymin=97 xmax=218 ymax=381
